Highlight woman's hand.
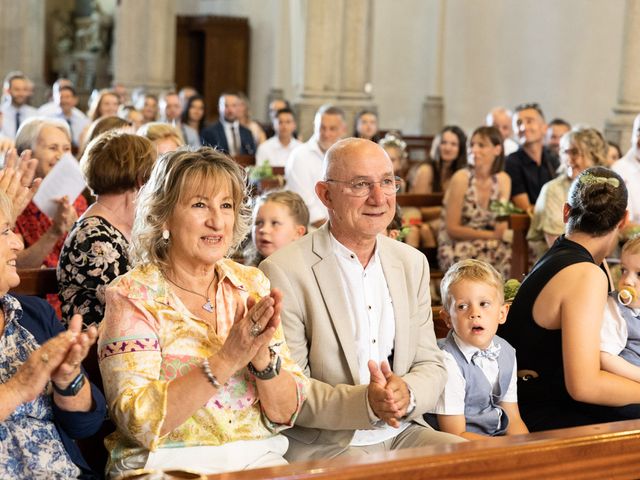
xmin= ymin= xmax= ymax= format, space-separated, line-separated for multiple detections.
xmin=493 ymin=220 xmax=508 ymax=240
xmin=50 ymin=196 xmax=78 ymax=236
xmin=217 ymin=288 xmax=283 ymax=373
xmin=5 ymin=329 xmax=78 ymax=405
xmin=250 ymin=289 xmax=283 ymax=371
xmin=0 ymin=148 xmax=41 ymax=222
xmin=51 ymin=314 xmax=98 ymax=390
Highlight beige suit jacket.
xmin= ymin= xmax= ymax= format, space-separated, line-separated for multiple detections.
xmin=260 ymin=223 xmax=446 ymax=461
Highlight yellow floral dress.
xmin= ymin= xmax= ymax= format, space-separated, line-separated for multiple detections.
xmin=98 ymin=260 xmax=308 ymax=474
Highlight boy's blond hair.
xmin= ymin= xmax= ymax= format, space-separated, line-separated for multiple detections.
xmin=622 ymin=235 xmax=640 ymax=257
xmin=440 ymin=259 xmax=504 ymax=311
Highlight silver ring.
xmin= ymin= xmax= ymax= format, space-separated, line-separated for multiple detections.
xmin=250 ymin=322 xmax=263 ymax=337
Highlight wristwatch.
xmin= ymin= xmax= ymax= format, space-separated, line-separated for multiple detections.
xmin=247 ymin=347 xmax=282 ymax=380
xmin=52 ymin=372 xmax=86 ymax=396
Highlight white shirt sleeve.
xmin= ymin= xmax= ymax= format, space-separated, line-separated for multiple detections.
xmin=600 ymin=296 xmax=627 ymax=356
xmin=285 ymin=147 xmax=327 ymax=224
xmin=431 ymin=350 xmax=466 ymax=415
xmin=255 ymin=142 xmax=268 ymax=166
xmin=501 ymin=357 xmax=518 ymax=403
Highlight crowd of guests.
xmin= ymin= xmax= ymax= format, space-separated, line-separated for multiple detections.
xmin=1 ymin=69 xmax=640 ymax=478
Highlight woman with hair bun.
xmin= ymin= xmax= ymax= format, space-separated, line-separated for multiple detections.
xmin=501 ymin=166 xmax=640 ymax=431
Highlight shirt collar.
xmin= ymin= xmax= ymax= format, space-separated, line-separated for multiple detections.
xmin=221 ymin=118 xmax=239 ymax=129
xmin=329 ymin=231 xmax=380 ymax=270
xmin=452 ymin=330 xmax=496 ymax=364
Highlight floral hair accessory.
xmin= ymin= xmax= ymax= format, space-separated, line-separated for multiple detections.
xmin=579 ymin=173 xmax=620 ymax=188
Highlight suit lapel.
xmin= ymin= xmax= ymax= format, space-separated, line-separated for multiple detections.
xmin=216 ymin=123 xmax=229 ymax=152
xmin=312 ymin=226 xmax=361 ymax=384
xmin=379 ymin=238 xmax=410 ymax=375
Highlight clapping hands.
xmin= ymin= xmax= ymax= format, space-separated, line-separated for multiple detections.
xmin=367 ymin=360 xmax=412 ymax=428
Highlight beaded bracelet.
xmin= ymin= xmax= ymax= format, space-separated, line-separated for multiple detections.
xmin=201 ymin=358 xmax=222 ymax=389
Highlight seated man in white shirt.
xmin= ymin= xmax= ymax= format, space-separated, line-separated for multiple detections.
xmin=38 ymin=85 xmax=89 ymax=150
xmin=1 ymin=71 xmax=37 ymax=139
xmin=285 ymin=104 xmax=346 ymax=227
xmin=261 ymin=138 xmax=464 ymax=462
xmin=612 ymin=113 xmax=640 ymax=225
xmin=256 ymin=108 xmax=301 ymax=168
xmin=486 ymin=106 xmax=518 ymax=157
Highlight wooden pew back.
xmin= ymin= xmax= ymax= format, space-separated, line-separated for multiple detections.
xmin=510 ymin=213 xmax=532 ymax=280
xmin=11 ymin=268 xmax=59 ymax=298
xmin=205 ymin=419 xmax=640 ymax=480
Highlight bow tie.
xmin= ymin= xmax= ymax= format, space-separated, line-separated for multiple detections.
xmin=472 ymin=343 xmax=501 ymax=363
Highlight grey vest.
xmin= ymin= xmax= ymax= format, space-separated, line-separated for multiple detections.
xmin=610 ymin=292 xmax=640 ymax=366
xmin=438 ymin=331 xmax=515 ymax=436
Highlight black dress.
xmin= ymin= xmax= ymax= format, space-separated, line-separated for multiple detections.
xmin=499 ymin=235 xmax=630 ymax=431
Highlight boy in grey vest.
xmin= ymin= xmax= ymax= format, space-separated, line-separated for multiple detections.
xmin=427 ymin=259 xmax=529 ymax=439
xmin=601 ymin=236 xmax=640 ymax=380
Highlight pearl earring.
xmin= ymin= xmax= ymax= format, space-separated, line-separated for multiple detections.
xmin=162 ymin=229 xmax=170 ymax=242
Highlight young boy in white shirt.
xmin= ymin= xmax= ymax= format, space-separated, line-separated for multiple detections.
xmin=427 ymin=259 xmax=529 ymax=439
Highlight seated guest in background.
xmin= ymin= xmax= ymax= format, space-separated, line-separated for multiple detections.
xmin=409 ymin=125 xmax=467 ymax=194
xmin=79 ymin=115 xmax=133 ymax=158
xmin=137 ymin=121 xmax=185 ymax=156
xmin=285 ymin=104 xmax=346 ymax=227
xmin=135 ymin=93 xmax=159 ymax=124
xmin=1 ymin=71 xmax=37 ymax=140
xmin=500 ymin=167 xmax=640 ymax=431
xmin=255 ymin=107 xmax=301 ymax=167
xmin=99 ymin=147 xmax=307 ymax=476
xmin=58 ymin=132 xmax=156 ymax=327
xmin=613 ymin=113 xmax=640 ymax=225
xmin=438 ymin=126 xmax=512 ymax=278
xmin=606 ymin=141 xmax=622 ymax=167
xmin=528 ymin=127 xmax=607 ymax=259
xmin=159 ymin=91 xmax=182 ymax=124
xmin=428 ymin=259 xmax=529 ymax=439
xmin=0 ymin=189 xmax=106 ymax=478
xmin=14 ymin=118 xmax=87 ymax=270
xmin=238 ymin=92 xmax=267 ymax=146
xmin=86 ymin=89 xmax=120 ymax=122
xmin=118 ymin=105 xmax=144 ymax=131
xmin=486 ymin=107 xmax=518 ymax=157
xmin=353 ymin=109 xmax=380 ymax=143
xmin=201 ymin=92 xmax=256 ymax=155
xmin=38 ymin=85 xmax=89 ymax=151
xmin=544 ymin=118 xmax=571 ymax=159
xmin=246 ymin=190 xmax=309 ymax=267
xmin=179 ymin=94 xmax=206 ymax=147
xmin=178 ymin=86 xmax=198 ymax=106
xmin=261 ymin=138 xmax=463 ymax=462
xmin=264 ymin=98 xmax=291 ymax=138
xmin=379 ymin=132 xmax=409 ymax=187
xmin=505 ymin=102 xmax=559 ymax=213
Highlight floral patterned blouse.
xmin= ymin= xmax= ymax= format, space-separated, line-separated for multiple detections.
xmin=58 ymin=216 xmax=131 ymax=327
xmin=98 ymin=260 xmax=308 ymax=475
xmin=0 ymin=295 xmax=80 ymax=479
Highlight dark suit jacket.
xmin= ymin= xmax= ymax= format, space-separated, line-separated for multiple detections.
xmin=200 ymin=121 xmax=256 ymax=155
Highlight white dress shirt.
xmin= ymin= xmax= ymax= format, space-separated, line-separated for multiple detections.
xmin=221 ymin=119 xmax=241 ymax=156
xmin=285 ymin=137 xmax=327 ymax=224
xmin=329 ymin=233 xmax=411 ymax=445
xmin=256 ymin=135 xmax=301 ymax=167
xmin=38 ymin=105 xmax=90 ymax=147
xmin=612 ymin=148 xmax=640 ymax=223
xmin=1 ymin=102 xmax=37 ymax=139
xmin=432 ymin=332 xmax=518 ymax=416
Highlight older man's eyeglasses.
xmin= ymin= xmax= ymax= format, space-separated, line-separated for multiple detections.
xmin=325 ymin=177 xmax=401 ymax=197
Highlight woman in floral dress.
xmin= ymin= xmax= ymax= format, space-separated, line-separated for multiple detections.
xmin=438 ymin=126 xmax=512 ymax=278
xmin=57 ymin=131 xmax=156 ymax=326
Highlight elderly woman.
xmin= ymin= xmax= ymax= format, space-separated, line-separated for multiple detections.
xmin=58 ymin=131 xmax=156 ymax=326
xmin=98 ymin=147 xmax=307 ymax=476
xmin=528 ymin=127 xmax=608 ymax=260
xmin=14 ymin=118 xmax=87 ymax=270
xmin=0 ymin=189 xmax=106 ymax=478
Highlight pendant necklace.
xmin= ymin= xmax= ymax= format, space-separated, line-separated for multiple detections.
xmin=165 ymin=273 xmax=216 ymax=313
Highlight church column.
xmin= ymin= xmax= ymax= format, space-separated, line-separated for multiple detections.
xmin=604 ymin=0 xmax=640 ymax=150
xmin=422 ymin=0 xmax=446 ymax=136
xmin=293 ymin=0 xmax=374 ymax=140
xmin=0 ymin=0 xmax=46 ymax=104
xmin=112 ymin=0 xmax=176 ymax=94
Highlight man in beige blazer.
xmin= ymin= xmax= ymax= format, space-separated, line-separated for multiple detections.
xmin=260 ymin=138 xmax=463 ymax=462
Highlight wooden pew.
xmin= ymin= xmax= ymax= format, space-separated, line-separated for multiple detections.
xmin=510 ymin=213 xmax=532 ymax=281
xmin=10 ymin=267 xmax=59 ymax=297
xmin=403 ymin=135 xmax=434 ymax=163
xmin=206 ymin=419 xmax=640 ymax=480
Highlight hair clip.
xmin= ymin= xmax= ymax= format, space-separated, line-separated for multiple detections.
xmin=579 ymin=173 xmax=619 ymax=188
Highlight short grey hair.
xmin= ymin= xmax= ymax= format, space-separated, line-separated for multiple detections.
xmin=131 ymin=146 xmax=251 ymax=269
xmin=15 ymin=117 xmax=71 ymax=154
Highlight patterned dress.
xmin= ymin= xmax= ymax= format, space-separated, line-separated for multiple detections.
xmin=58 ymin=216 xmax=131 ymax=327
xmin=98 ymin=260 xmax=309 ymax=476
xmin=437 ymin=171 xmax=511 ymax=278
xmin=0 ymin=295 xmax=80 ymax=479
xmin=15 ymin=197 xmax=88 ymax=317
